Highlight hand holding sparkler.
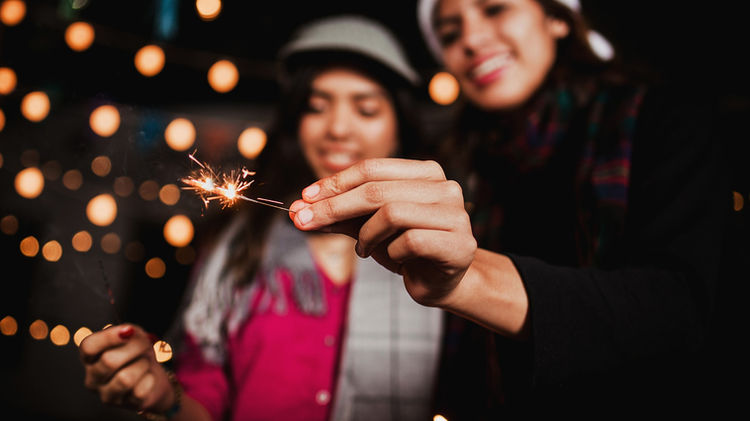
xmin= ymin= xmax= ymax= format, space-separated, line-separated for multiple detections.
xmin=181 ymin=152 xmax=294 ymax=212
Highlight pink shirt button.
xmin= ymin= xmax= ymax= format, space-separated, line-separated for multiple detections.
xmin=316 ymin=389 xmax=331 ymax=405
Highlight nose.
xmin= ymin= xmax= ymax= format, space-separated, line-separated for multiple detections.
xmin=460 ymin=12 xmax=493 ymax=56
xmin=326 ymin=103 xmax=352 ymax=141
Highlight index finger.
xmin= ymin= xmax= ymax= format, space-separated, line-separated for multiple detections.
xmin=79 ymin=324 xmax=137 ymax=364
xmin=301 ymin=158 xmax=446 ymax=203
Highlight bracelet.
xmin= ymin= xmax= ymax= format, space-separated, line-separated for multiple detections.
xmin=139 ymin=370 xmax=182 ymax=421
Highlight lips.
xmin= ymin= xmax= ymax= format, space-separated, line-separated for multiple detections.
xmin=468 ymin=53 xmax=512 ymax=86
xmin=318 ymin=149 xmax=359 ymax=172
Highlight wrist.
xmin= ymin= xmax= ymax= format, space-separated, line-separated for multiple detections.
xmin=139 ymin=370 xmax=182 ymax=421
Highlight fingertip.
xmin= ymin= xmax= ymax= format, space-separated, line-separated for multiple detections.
xmin=118 ymin=325 xmax=135 ymax=339
xmin=289 ymin=200 xmax=306 ymax=212
xmin=302 ymin=183 xmax=320 ymax=201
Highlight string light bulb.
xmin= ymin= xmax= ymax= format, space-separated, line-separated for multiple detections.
xmin=0 ymin=67 xmax=17 ymax=95
xmin=65 ymin=21 xmax=95 ymax=52
xmin=134 ymin=45 xmax=165 ymax=77
xmin=207 ymin=59 xmax=238 ymax=93
xmin=0 ymin=0 xmax=26 ymax=26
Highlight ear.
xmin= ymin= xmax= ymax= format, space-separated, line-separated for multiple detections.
xmin=547 ymin=17 xmax=570 ymax=39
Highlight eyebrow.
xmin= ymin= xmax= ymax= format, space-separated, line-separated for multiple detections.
xmin=310 ymin=89 xmax=386 ymax=102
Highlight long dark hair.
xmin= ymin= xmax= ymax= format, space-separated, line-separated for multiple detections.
xmin=219 ymin=56 xmax=423 ymax=286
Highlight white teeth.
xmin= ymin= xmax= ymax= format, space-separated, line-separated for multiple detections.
xmin=471 ymin=54 xmax=511 ymax=79
xmin=324 ymin=152 xmax=355 ymax=167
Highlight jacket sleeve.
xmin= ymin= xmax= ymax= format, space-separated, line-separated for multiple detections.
xmin=174 ymin=332 xmax=232 ymax=421
xmin=509 ymin=86 xmax=730 ymax=388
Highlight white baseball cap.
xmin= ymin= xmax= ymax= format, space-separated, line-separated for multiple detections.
xmin=278 ymin=15 xmax=420 ymax=86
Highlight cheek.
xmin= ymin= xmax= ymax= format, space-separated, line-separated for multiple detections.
xmin=362 ymin=120 xmax=399 ymax=158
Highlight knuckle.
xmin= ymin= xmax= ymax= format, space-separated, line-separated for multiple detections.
xmin=359 ymin=158 xmax=380 ymax=179
xmin=322 ymin=198 xmax=338 ymax=220
xmin=114 ymin=369 xmax=136 ymax=390
xmin=402 ymin=230 xmax=424 ymax=253
xmin=443 ymin=180 xmax=464 ymax=200
xmin=99 ymin=353 xmax=118 ymax=372
xmin=328 ymin=172 xmax=344 ymax=195
xmin=426 ymin=160 xmax=446 ymax=179
xmin=380 ymin=202 xmax=401 ymax=225
xmin=363 ymin=182 xmax=384 ymax=205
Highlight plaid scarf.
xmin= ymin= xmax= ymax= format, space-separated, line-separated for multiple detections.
xmin=468 ymin=83 xmax=647 ymax=266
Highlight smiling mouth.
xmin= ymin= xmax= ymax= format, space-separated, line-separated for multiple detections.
xmin=319 ymin=150 xmax=359 ymax=171
xmin=469 ymin=53 xmax=512 ymax=84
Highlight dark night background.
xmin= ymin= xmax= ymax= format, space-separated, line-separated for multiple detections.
xmin=1 ymin=1 xmax=748 ymax=420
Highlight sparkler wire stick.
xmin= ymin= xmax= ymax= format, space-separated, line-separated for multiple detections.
xmin=99 ymin=259 xmax=122 ymax=324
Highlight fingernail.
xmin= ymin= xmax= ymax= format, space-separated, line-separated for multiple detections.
xmin=355 ymin=242 xmax=365 ymax=258
xmin=297 ymin=208 xmax=313 ymax=225
xmin=289 ymin=200 xmax=305 ymax=213
xmin=303 ymin=184 xmax=320 ymax=200
xmin=118 ymin=326 xmax=134 ymax=339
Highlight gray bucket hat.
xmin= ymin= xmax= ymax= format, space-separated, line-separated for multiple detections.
xmin=278 ymin=15 xmax=420 ymax=86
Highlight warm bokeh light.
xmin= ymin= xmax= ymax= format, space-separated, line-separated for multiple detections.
xmin=86 ymin=193 xmax=117 ymax=226
xmin=91 ymin=155 xmax=112 ymax=177
xmin=65 ymin=21 xmax=95 ymax=52
xmin=50 ymin=324 xmax=70 ymax=346
xmin=195 ymin=0 xmax=221 ymax=21
xmin=21 ymin=91 xmax=51 ymax=122
xmin=19 ymin=236 xmax=39 ymax=257
xmin=62 ymin=169 xmax=83 ymax=190
xmin=237 ymin=127 xmax=267 ymax=159
xmin=163 ymin=215 xmax=194 ymax=247
xmin=134 ymin=44 xmax=165 ymax=77
xmin=733 ymin=191 xmax=744 ymax=212
xmin=89 ymin=105 xmax=120 ymax=137
xmin=145 ymin=257 xmax=166 ymax=279
xmin=101 ymin=232 xmax=121 ymax=254
xmin=14 ymin=167 xmax=44 ymax=199
xmin=102 ymin=323 xmax=113 ymax=330
xmin=207 ymin=59 xmax=238 ymax=93
xmin=41 ymin=160 xmax=62 ymax=180
xmin=0 ymin=315 xmax=18 ymax=335
xmin=159 ymin=184 xmax=180 ymax=205
xmin=29 ymin=319 xmax=49 ymax=340
xmin=433 ymin=415 xmax=448 ymax=421
xmin=0 ymin=0 xmax=25 ymax=26
xmin=42 ymin=240 xmax=63 ymax=262
xmin=153 ymin=340 xmax=173 ymax=363
xmin=114 ymin=176 xmax=135 ymax=197
xmin=428 ymin=72 xmax=460 ymax=105
xmin=175 ymin=246 xmax=196 ymax=265
xmin=125 ymin=241 xmax=145 ymax=262
xmin=0 ymin=152 xmax=3 ymax=167
xmin=72 ymin=230 xmax=93 ymax=252
xmin=73 ymin=327 xmax=93 ymax=346
xmin=0 ymin=108 xmax=5 ymax=131
xmin=0 ymin=67 xmax=16 ymax=95
xmin=164 ymin=117 xmax=195 ymax=151
xmin=139 ymin=180 xmax=159 ymax=201
xmin=1 ymin=215 xmax=19 ymax=235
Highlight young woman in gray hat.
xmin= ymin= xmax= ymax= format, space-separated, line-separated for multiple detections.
xmin=288 ymin=0 xmax=730 ymax=416
xmin=78 ymin=15 xmax=443 ymax=421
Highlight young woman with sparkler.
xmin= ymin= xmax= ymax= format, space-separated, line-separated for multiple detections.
xmin=79 ymin=15 xmax=444 ymax=421
xmin=288 ymin=0 xmax=730 ymax=416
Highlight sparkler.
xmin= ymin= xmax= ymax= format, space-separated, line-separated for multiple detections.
xmin=99 ymin=259 xmax=122 ymax=324
xmin=181 ymin=151 xmax=294 ymax=212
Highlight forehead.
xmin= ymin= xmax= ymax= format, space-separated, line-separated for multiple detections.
xmin=310 ymin=67 xmax=386 ymax=96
